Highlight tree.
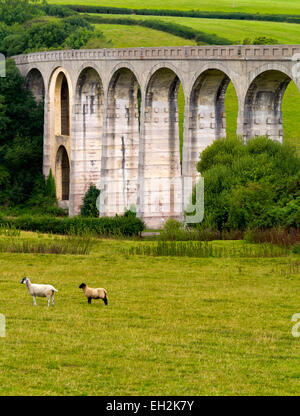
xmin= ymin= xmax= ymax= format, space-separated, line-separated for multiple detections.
xmin=0 ymin=60 xmax=44 ymax=206
xmin=80 ymin=185 xmax=100 ymax=218
xmin=194 ymin=136 xmax=300 ymax=230
xmin=0 ymin=0 xmax=42 ymax=25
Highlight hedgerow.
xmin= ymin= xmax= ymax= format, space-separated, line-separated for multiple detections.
xmin=66 ymin=5 xmax=300 ymax=24
xmin=0 ymin=215 xmax=145 ymax=236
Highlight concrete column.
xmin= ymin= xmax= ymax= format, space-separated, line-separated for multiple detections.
xmin=142 ymin=68 xmax=182 ymax=228
xmin=43 ymin=82 xmax=51 ymax=178
xmin=102 ymin=68 xmax=140 ymax=216
xmin=71 ymin=68 xmax=104 ymax=215
xmin=186 ymin=70 xmax=230 ymax=181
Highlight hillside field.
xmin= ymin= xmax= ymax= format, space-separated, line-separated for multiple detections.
xmin=91 ymin=14 xmax=300 ymax=45
xmin=49 ymin=0 xmax=300 ymax=15
xmin=0 ymin=232 xmax=299 ymax=395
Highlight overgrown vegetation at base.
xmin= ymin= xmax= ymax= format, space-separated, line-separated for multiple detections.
xmin=128 ymin=240 xmax=289 ymax=258
xmin=159 ymin=219 xmax=300 ymax=247
xmin=0 ymin=232 xmax=93 ymax=254
xmin=0 ymin=214 xmax=145 ymax=236
xmin=193 ymin=137 xmax=300 ymax=230
xmin=244 ymin=228 xmax=300 ymax=249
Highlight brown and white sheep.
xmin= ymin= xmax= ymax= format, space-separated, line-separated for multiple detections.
xmin=79 ymin=283 xmax=108 ymax=306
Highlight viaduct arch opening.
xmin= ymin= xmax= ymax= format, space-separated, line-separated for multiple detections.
xmin=55 ymin=145 xmax=70 ymax=202
xmin=26 ymin=68 xmax=45 ymax=103
xmin=54 ymin=72 xmax=70 ymax=137
xmin=103 ymin=67 xmax=141 ymax=216
xmin=243 ymin=70 xmax=292 ymax=142
xmin=185 ymin=69 xmax=238 ymax=180
xmin=143 ymin=67 xmax=183 ymax=225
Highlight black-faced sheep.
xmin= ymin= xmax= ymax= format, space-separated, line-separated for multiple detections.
xmin=79 ymin=283 xmax=108 ymax=306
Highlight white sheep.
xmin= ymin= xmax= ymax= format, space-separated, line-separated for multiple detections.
xmin=20 ymin=277 xmax=58 ymax=307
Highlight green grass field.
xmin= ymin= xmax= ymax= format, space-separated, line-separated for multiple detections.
xmin=91 ymin=14 xmax=300 ymax=44
xmin=93 ymin=24 xmax=195 ymax=47
xmin=0 ymin=232 xmax=300 ymax=395
xmin=49 ymin=0 xmax=300 ymax=15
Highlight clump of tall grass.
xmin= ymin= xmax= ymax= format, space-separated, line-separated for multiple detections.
xmin=128 ymin=240 xmax=288 ymax=258
xmin=278 ymin=261 xmax=300 ymax=276
xmin=0 ymin=224 xmax=20 ymax=237
xmin=244 ymin=228 xmax=300 ymax=248
xmin=0 ymin=230 xmax=93 ymax=255
xmin=159 ymin=219 xmax=243 ymax=241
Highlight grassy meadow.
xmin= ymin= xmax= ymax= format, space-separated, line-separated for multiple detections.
xmin=93 ymin=24 xmax=195 ymax=47
xmin=91 ymin=14 xmax=300 ymax=44
xmin=0 ymin=232 xmax=300 ymax=395
xmin=49 ymin=0 xmax=300 ymax=15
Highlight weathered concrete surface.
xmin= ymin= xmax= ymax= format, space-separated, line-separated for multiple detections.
xmin=13 ymin=45 xmax=300 ymax=227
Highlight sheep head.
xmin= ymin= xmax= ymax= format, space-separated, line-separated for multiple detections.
xmin=79 ymin=283 xmax=86 ymax=289
xmin=20 ymin=277 xmax=28 ymax=284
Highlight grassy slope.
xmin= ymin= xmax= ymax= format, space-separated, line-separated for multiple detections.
xmin=91 ymin=14 xmax=300 ymax=44
xmin=93 ymin=24 xmax=196 ymax=47
xmin=49 ymin=0 xmax=300 ymax=15
xmin=0 ymin=233 xmax=299 ymax=395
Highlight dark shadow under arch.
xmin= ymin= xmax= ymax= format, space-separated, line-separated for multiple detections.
xmin=244 ymin=70 xmax=292 ymax=141
xmin=55 ymin=145 xmax=70 ymax=201
xmin=26 ymin=68 xmax=45 ymax=103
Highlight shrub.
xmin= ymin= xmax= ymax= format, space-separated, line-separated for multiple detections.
xmin=194 ymin=136 xmax=300 ymax=230
xmin=80 ymin=185 xmax=100 ymax=218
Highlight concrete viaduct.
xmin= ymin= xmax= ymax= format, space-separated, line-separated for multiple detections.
xmin=13 ymin=45 xmax=300 ymax=227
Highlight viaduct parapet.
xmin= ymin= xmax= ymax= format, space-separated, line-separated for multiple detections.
xmin=13 ymin=46 xmax=300 ymax=227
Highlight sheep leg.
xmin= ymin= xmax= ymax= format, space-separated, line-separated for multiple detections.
xmin=88 ymin=297 xmax=92 ymax=304
xmin=32 ymin=295 xmax=37 ymax=306
xmin=47 ymin=296 xmax=50 ymax=307
xmin=51 ymin=293 xmax=55 ymax=306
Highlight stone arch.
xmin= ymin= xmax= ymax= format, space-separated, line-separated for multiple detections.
xmin=107 ymin=62 xmax=143 ymax=93
xmin=244 ymin=69 xmax=293 ymax=141
xmin=103 ymin=67 xmax=141 ymax=216
xmin=55 ymin=145 xmax=70 ymax=203
xmin=186 ymin=68 xmax=238 ymax=175
xmin=26 ymin=68 xmax=45 ymax=103
xmin=142 ymin=67 xmax=183 ymax=227
xmin=73 ymin=67 xmax=104 ymax=212
xmin=48 ymin=67 xmax=72 ymax=138
xmin=47 ymin=67 xmax=72 ymax=212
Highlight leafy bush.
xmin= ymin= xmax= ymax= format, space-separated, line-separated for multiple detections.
xmin=80 ymin=185 xmax=100 ymax=218
xmin=194 ymin=136 xmax=300 ymax=230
